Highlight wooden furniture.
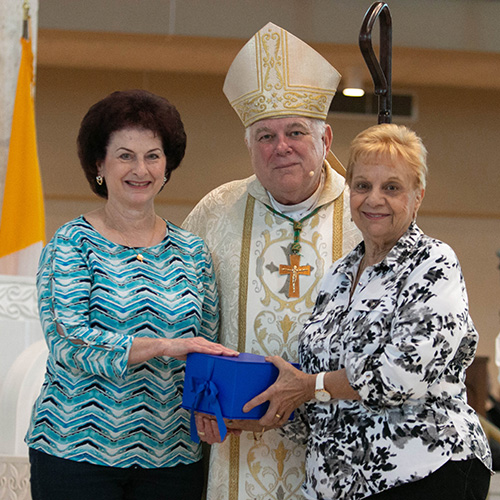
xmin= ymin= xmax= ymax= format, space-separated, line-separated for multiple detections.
xmin=465 ymin=355 xmax=489 ymax=417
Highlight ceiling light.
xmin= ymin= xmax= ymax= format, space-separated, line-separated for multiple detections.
xmin=342 ymin=67 xmax=365 ymax=97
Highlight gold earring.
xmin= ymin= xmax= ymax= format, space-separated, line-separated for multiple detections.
xmin=96 ymin=175 xmax=103 ymax=186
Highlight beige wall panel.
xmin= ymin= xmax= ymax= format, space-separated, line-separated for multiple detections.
xmin=418 ymin=216 xmax=500 ymax=386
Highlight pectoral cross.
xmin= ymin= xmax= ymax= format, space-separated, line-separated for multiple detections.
xmin=279 ymin=254 xmax=311 ymax=298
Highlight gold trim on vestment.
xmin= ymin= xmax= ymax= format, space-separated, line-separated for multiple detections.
xmin=229 ymin=192 xmax=344 ymax=499
xmin=332 ymin=192 xmax=344 ymax=261
xmin=238 ymin=195 xmax=255 ymax=351
xmin=229 ymin=195 xmax=255 ymax=500
xmin=229 ymin=435 xmax=240 ymax=500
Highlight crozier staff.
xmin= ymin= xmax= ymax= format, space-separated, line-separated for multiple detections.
xmin=26 ymin=89 xmax=236 ymax=500
xmin=245 ymin=124 xmax=492 ymax=499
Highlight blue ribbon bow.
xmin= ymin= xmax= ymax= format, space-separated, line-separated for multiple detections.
xmin=189 ymin=376 xmax=227 ymax=443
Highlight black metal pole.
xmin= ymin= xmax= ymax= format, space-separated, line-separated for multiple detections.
xmin=359 ymin=2 xmax=393 ymax=124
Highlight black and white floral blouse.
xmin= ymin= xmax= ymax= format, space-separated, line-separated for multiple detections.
xmin=295 ymin=223 xmax=491 ymax=500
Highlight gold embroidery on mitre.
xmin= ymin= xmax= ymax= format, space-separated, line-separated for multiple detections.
xmin=262 ymin=30 xmax=283 ymax=92
xmin=231 ymin=26 xmax=336 ymax=127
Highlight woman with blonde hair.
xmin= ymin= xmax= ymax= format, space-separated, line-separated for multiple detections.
xmin=242 ymin=123 xmax=492 ymax=499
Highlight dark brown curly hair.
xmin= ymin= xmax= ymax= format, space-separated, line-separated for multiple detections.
xmin=77 ymin=89 xmax=186 ymax=198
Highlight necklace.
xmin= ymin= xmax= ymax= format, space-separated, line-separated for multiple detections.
xmin=125 ymin=241 xmax=147 ymax=263
xmin=264 ymin=202 xmax=330 ymax=298
xmin=117 ymin=217 xmax=159 ymax=264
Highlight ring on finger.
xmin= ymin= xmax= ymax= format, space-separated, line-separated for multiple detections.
xmin=275 ymin=413 xmax=281 ymax=419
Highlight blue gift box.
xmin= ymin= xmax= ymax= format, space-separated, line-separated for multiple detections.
xmin=182 ymin=352 xmax=300 ymax=421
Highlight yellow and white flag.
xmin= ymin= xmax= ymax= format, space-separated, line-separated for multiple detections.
xmin=0 ymin=34 xmax=45 ymax=275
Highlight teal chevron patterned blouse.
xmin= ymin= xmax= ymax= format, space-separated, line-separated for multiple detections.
xmin=25 ymin=216 xmax=219 ymax=468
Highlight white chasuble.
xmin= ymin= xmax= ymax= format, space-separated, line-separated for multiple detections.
xmin=182 ymin=165 xmax=361 ymax=500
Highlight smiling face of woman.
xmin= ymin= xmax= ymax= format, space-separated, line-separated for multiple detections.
xmin=350 ymin=155 xmax=425 ymax=258
xmin=97 ymin=128 xmax=166 ymax=211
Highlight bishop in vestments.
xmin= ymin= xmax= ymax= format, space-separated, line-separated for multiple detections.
xmin=183 ymin=22 xmax=361 ymax=500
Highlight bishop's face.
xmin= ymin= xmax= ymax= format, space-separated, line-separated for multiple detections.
xmin=245 ymin=116 xmax=332 ymax=205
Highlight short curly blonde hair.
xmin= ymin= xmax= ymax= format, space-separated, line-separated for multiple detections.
xmin=347 ymin=124 xmax=428 ymax=190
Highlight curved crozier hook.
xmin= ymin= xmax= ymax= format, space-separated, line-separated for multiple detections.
xmin=359 ymin=2 xmax=393 ymax=123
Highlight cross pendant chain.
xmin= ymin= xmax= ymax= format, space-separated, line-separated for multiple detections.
xmin=279 ymin=253 xmax=311 ymax=298
xmin=264 ymin=202 xmax=325 ymax=299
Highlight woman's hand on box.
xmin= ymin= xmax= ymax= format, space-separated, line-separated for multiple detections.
xmin=242 ymin=355 xmax=314 ymax=427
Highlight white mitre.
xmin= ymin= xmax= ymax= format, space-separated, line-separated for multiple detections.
xmin=223 ymin=22 xmax=342 ymax=127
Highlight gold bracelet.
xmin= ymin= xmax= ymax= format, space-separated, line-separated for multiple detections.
xmin=253 ymin=427 xmax=266 ymax=443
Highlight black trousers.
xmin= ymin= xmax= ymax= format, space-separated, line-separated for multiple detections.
xmin=29 ymin=448 xmax=204 ymax=500
xmin=367 ymin=458 xmax=491 ymax=500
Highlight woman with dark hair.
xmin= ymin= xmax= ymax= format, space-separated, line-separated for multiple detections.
xmin=26 ymin=89 xmax=236 ymax=500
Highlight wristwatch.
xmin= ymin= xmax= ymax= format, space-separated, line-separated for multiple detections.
xmin=314 ymin=372 xmax=332 ymax=402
